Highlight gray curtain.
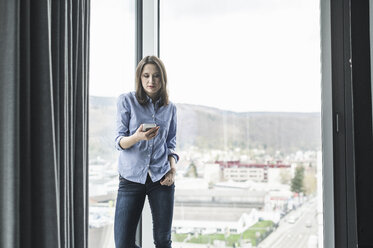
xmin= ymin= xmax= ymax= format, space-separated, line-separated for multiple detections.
xmin=0 ymin=0 xmax=90 ymax=247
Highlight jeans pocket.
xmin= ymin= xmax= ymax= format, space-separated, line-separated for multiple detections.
xmin=118 ymin=176 xmax=136 ymax=191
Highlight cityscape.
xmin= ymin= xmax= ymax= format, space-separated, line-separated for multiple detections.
xmin=88 ymin=96 xmax=322 ymax=248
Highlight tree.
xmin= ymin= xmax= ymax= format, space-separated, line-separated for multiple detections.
xmin=304 ymin=171 xmax=317 ymax=195
xmin=291 ymin=166 xmax=305 ymax=193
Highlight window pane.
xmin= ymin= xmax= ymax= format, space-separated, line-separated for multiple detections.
xmin=89 ymin=1 xmax=135 ymax=248
xmin=160 ymin=1 xmax=322 ymax=247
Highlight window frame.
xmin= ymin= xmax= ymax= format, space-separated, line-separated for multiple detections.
xmin=136 ymin=0 xmax=161 ymax=246
xmin=350 ymin=0 xmax=373 ymax=246
xmin=135 ymin=0 xmax=143 ymax=245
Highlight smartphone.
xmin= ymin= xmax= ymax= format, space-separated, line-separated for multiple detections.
xmin=142 ymin=123 xmax=156 ymax=131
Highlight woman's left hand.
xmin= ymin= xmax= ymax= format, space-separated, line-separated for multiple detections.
xmin=160 ymin=168 xmax=176 ymax=186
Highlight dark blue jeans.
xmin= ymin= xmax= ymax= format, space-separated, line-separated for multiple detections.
xmin=114 ymin=174 xmax=175 ymax=248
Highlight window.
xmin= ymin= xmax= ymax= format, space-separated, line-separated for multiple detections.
xmin=160 ymin=0 xmax=322 ymax=247
xmin=88 ymin=1 xmax=135 ymax=247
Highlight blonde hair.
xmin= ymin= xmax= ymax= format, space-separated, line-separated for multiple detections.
xmin=135 ymin=55 xmax=169 ymax=106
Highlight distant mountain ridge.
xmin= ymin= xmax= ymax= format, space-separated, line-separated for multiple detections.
xmin=175 ymin=102 xmax=321 ymax=152
xmin=89 ymin=96 xmax=321 ymax=159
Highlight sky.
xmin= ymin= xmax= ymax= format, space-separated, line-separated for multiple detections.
xmin=90 ymin=0 xmax=321 ymax=113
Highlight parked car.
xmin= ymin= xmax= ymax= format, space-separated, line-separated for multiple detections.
xmin=287 ymin=216 xmax=296 ymax=224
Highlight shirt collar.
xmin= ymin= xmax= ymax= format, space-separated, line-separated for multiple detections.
xmin=145 ymin=94 xmax=161 ymax=105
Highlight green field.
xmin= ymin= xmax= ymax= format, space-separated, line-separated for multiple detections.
xmin=172 ymin=220 xmax=275 ymax=246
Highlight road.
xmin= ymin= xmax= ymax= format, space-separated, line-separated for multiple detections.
xmin=258 ymin=199 xmax=319 ymax=248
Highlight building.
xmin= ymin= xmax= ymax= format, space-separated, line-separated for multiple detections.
xmin=216 ymin=161 xmax=291 ymax=183
xmin=173 ymin=207 xmax=259 ymax=235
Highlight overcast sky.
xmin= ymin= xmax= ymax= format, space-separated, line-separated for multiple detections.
xmin=90 ymin=0 xmax=321 ymax=113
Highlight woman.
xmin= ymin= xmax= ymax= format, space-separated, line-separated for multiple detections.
xmin=114 ymin=55 xmax=178 ymax=248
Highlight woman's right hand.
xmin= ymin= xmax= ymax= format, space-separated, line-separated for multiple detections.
xmin=135 ymin=124 xmax=160 ymax=141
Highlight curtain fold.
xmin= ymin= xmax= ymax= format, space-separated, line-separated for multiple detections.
xmin=0 ymin=0 xmax=90 ymax=247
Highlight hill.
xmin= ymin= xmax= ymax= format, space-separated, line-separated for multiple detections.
xmin=89 ymin=96 xmax=321 ymax=160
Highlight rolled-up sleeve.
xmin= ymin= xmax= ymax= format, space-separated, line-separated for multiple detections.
xmin=166 ymin=104 xmax=179 ymax=163
xmin=115 ymin=94 xmax=130 ymax=151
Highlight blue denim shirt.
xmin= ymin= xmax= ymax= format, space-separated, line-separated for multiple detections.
xmin=115 ymin=91 xmax=179 ymax=184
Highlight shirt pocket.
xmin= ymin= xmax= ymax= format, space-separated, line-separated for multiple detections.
xmin=155 ymin=118 xmax=171 ymax=142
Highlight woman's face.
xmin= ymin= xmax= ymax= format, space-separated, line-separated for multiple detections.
xmin=141 ymin=63 xmax=161 ymax=99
